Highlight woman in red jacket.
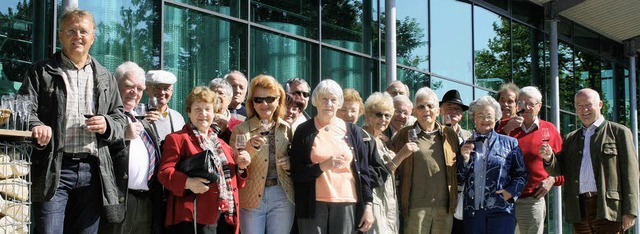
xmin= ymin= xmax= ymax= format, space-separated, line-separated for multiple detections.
xmin=158 ymin=86 xmax=250 ymax=233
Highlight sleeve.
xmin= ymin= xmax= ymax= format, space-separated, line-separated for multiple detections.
xmin=617 ymin=126 xmax=639 ymax=217
xmin=364 ymin=133 xmax=389 ymax=189
xmin=290 ymin=125 xmax=324 ymax=182
xmin=351 ymin=125 xmax=372 ymax=203
xmin=101 ymin=73 xmax=127 ymax=142
xmin=157 ymin=133 xmax=190 ymax=197
xmin=506 ymin=140 xmax=528 ymax=201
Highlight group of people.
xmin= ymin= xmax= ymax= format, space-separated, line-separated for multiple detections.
xmin=19 ymin=8 xmax=639 ymax=234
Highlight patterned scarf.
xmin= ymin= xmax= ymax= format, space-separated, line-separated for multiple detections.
xmin=189 ymin=123 xmax=236 ymax=224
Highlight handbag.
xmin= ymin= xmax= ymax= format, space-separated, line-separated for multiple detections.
xmin=176 ymin=150 xmax=219 ymax=184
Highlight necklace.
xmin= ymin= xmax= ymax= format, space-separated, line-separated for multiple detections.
xmin=325 ymin=127 xmax=329 ymax=131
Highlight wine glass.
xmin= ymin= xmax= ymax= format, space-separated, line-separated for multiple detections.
xmin=147 ymin=97 xmax=159 ymax=112
xmin=1 ymin=95 xmax=14 ymax=129
xmin=408 ymin=129 xmax=418 ymax=143
xmin=134 ymin=103 xmax=146 ymax=120
xmin=516 ymin=100 xmax=526 ymax=116
xmin=235 ymin=134 xmax=247 ymax=151
xmin=540 ymin=127 xmax=550 ymax=145
xmin=259 ymin=119 xmax=270 ymax=136
xmin=83 ymin=99 xmax=95 ymax=118
xmin=444 ymin=114 xmax=452 ymax=127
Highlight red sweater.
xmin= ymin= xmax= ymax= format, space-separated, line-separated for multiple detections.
xmin=508 ymin=120 xmax=564 ymax=198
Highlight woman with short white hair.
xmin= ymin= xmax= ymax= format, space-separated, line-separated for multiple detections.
xmin=458 ymin=95 xmax=528 ymax=234
xmin=291 ymin=79 xmax=374 ymax=233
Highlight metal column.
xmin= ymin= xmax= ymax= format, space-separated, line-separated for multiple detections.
xmin=385 ymin=0 xmax=397 ymax=85
xmin=62 ymin=0 xmax=78 ymax=10
xmin=548 ymin=18 xmax=563 ymax=234
xmin=631 ymin=52 xmax=639 ymax=234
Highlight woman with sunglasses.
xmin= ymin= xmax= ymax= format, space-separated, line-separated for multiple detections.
xmin=290 ymin=79 xmax=374 ymax=233
xmin=230 ymin=75 xmax=295 ymax=234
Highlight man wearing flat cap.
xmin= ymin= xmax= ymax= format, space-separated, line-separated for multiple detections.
xmin=145 ymin=70 xmax=185 ymax=141
xmin=439 ymin=89 xmax=471 ymax=234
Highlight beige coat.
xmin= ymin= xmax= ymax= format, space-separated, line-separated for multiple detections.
xmin=230 ymin=117 xmax=295 ymax=209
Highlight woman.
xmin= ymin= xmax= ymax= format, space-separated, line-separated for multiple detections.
xmin=229 ymin=75 xmax=295 ymax=234
xmin=290 ymin=79 xmax=374 ymax=233
xmin=337 ymin=88 xmax=364 ymax=124
xmin=284 ymin=93 xmax=305 ymax=131
xmin=209 ymin=78 xmax=244 ymax=144
xmin=361 ymin=92 xmax=404 ymax=234
xmin=158 ymin=87 xmax=250 ymax=233
xmin=457 ymin=96 xmax=528 ymax=234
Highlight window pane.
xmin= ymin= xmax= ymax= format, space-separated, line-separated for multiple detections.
xmin=251 ymin=0 xmax=317 ymax=38
xmin=398 ymin=67 xmax=429 ymax=100
xmin=164 ymin=5 xmax=246 ymax=115
xmin=393 ymin=0 xmax=428 ymax=70
xmin=431 ymin=77 xmax=473 ymax=129
xmin=321 ymin=47 xmax=371 ymax=94
xmin=251 ymin=28 xmax=315 ymax=84
xmin=322 ymin=0 xmax=373 ymax=54
xmin=431 ymin=0 xmax=472 ymax=83
xmin=558 ymin=42 xmax=575 ymax=111
xmin=474 ymin=6 xmax=510 ymax=90
xmin=173 ymin=0 xmax=246 ymax=19
xmin=600 ymin=61 xmax=614 ymax=120
xmin=0 ymin=0 xmax=32 ymax=91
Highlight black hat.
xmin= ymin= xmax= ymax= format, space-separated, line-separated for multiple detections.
xmin=439 ymin=90 xmax=469 ymax=111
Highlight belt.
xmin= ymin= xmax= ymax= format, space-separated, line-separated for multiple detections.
xmin=580 ymin=192 xmax=597 ymax=198
xmin=265 ymin=178 xmax=278 ymax=187
xmin=129 ymin=189 xmax=150 ymax=197
xmin=63 ymin=153 xmax=92 ymax=160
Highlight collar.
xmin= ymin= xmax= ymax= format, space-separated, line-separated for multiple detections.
xmin=582 ymin=115 xmax=605 ymax=132
xmin=414 ymin=121 xmax=441 ymax=136
xmin=521 ymin=117 xmax=540 ymax=133
xmin=248 ymin=116 xmax=288 ymax=132
xmin=60 ymin=52 xmax=92 ymax=70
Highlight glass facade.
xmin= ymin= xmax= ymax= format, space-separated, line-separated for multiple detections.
xmin=3 ymin=1 xmax=640 ymax=232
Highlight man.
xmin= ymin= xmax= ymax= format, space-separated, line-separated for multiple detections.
xmin=145 ymin=70 xmax=185 ymax=141
xmin=385 ymin=80 xmax=410 ymax=97
xmin=495 ymin=82 xmax=521 ymax=135
xmin=225 ymin=70 xmax=248 ymax=120
xmin=507 ymin=86 xmax=563 ymax=234
xmin=209 ymin=77 xmax=243 ymax=143
xmin=392 ymin=87 xmax=459 ymax=233
xmin=542 ymin=88 xmax=639 ymax=233
xmin=286 ymin=77 xmax=312 ymax=126
xmin=438 ymin=89 xmax=471 ymax=234
xmin=384 ymin=95 xmax=415 ymax=139
xmin=101 ymin=61 xmax=163 ymax=234
xmin=439 ymin=89 xmax=472 ymax=142
xmin=20 ymin=8 xmax=126 ymax=233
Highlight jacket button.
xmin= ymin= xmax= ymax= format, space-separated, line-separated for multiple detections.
xmin=233 ymin=188 xmax=237 ymax=191
xmin=123 ymin=174 xmax=128 ymax=179
xmin=264 ymin=159 xmax=267 ymax=162
xmin=119 ymin=197 xmax=125 ymax=203
xmin=258 ymin=194 xmax=261 ymax=197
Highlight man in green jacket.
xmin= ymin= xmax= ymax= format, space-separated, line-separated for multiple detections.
xmin=541 ymin=88 xmax=638 ymax=232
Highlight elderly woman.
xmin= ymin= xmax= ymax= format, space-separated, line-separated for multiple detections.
xmin=290 ymin=79 xmax=374 ymax=233
xmin=457 ymin=96 xmax=528 ymax=234
xmin=229 ymin=75 xmax=295 ymax=234
xmin=209 ymin=78 xmax=244 ymax=143
xmin=337 ymin=88 xmax=365 ymax=124
xmin=361 ymin=92 xmax=405 ymax=234
xmin=158 ymin=87 xmax=250 ymax=233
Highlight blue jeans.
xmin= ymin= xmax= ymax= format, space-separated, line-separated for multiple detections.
xmin=464 ymin=209 xmax=515 ymax=234
xmin=240 ymin=185 xmax=295 ymax=234
xmin=34 ymin=158 xmax=102 ymax=234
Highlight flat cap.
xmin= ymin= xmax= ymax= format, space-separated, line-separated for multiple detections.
xmin=145 ymin=70 xmax=176 ymax=85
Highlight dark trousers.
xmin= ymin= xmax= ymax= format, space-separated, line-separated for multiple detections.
xmin=451 ymin=218 xmax=465 ymax=234
xmin=573 ymin=195 xmax=623 ymax=234
xmin=99 ymin=191 xmax=153 ymax=234
xmin=34 ymin=157 xmax=102 ymax=234
xmin=298 ymin=202 xmax=356 ymax=234
xmin=463 ymin=209 xmax=515 ymax=234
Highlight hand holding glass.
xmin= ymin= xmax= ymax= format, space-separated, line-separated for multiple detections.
xmin=540 ymin=128 xmax=550 ymax=144
xmin=134 ymin=103 xmax=146 ymax=120
xmin=235 ymin=134 xmax=247 ymax=151
xmin=516 ymin=100 xmax=526 ymax=116
xmin=408 ymin=129 xmax=418 ymax=143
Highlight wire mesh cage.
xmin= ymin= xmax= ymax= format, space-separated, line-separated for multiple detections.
xmin=0 ymin=139 xmax=31 ymax=233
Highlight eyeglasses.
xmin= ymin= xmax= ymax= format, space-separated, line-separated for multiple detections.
xmin=474 ymin=115 xmax=495 ymax=121
xmin=292 ymin=91 xmax=310 ymax=98
xmin=521 ymin=102 xmax=540 ymax=108
xmin=151 ymin=85 xmax=173 ymax=93
xmin=374 ymin=112 xmax=392 ymax=119
xmin=63 ymin=28 xmax=93 ymax=37
xmin=253 ymin=96 xmax=278 ymax=104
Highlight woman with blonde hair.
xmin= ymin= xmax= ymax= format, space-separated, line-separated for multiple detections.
xmin=230 ymin=75 xmax=295 ymax=234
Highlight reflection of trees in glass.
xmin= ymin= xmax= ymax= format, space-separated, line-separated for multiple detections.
xmin=0 ymin=0 xmax=31 ymax=83
xmin=474 ymin=18 xmax=511 ymax=91
xmin=252 ymin=0 xmax=316 ymax=37
xmin=321 ymin=0 xmax=363 ymax=41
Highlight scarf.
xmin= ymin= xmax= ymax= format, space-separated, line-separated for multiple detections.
xmin=189 ymin=123 xmax=236 ymax=224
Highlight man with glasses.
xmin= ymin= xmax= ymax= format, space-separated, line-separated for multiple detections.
xmin=145 ymin=70 xmax=185 ymax=141
xmin=19 ymin=8 xmax=127 ymax=233
xmin=506 ymin=86 xmax=563 ymax=234
xmin=286 ymin=77 xmax=312 ymax=126
xmin=384 ymin=95 xmax=416 ymax=139
xmin=225 ymin=71 xmax=248 ymax=119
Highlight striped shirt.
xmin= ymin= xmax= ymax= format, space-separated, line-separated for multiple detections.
xmin=60 ymin=53 xmax=98 ymax=155
xmin=579 ymin=116 xmax=604 ymax=194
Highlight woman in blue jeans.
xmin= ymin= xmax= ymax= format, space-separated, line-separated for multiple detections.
xmin=230 ymin=75 xmax=295 ymax=234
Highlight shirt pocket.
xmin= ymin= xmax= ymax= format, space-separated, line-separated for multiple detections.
xmin=601 ymin=142 xmax=617 ymax=161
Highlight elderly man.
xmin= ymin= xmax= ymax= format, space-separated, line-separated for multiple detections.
xmin=542 ymin=88 xmax=639 ymax=233
xmin=506 ymin=86 xmax=563 ymax=234
xmin=225 ymin=70 xmax=248 ymax=119
xmin=101 ymin=61 xmax=163 ymax=234
xmin=19 ymin=8 xmax=126 ymax=233
xmin=384 ymin=95 xmax=416 ymax=139
xmin=385 ymin=80 xmax=410 ymax=97
xmin=209 ymin=77 xmax=244 ymax=143
xmin=145 ymin=70 xmax=185 ymax=141
xmin=392 ymin=87 xmax=460 ymax=234
xmin=286 ymin=77 xmax=312 ymax=125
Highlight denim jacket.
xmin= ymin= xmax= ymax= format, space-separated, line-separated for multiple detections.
xmin=456 ymin=130 xmax=528 ymax=217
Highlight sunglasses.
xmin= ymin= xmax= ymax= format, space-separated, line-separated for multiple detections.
xmin=293 ymin=91 xmax=310 ymax=98
xmin=253 ymin=96 xmax=278 ymax=104
xmin=375 ymin=112 xmax=392 ymax=119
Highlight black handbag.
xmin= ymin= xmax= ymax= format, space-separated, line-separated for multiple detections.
xmin=176 ymin=150 xmax=219 ymax=184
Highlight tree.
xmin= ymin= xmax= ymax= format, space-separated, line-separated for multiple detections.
xmin=0 ymin=0 xmax=32 ymax=85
